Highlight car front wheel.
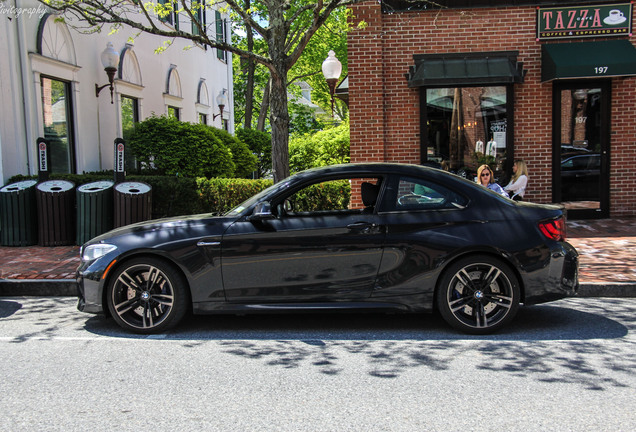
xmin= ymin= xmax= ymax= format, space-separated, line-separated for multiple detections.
xmin=437 ymin=256 xmax=520 ymax=334
xmin=106 ymin=257 xmax=189 ymax=334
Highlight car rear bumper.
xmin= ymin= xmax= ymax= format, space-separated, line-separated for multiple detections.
xmin=524 ymin=241 xmax=579 ymax=305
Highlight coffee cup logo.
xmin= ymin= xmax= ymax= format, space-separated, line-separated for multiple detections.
xmin=604 ymin=9 xmax=626 ymax=25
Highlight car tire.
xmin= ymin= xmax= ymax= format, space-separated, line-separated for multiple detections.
xmin=436 ymin=256 xmax=520 ymax=334
xmin=106 ymin=257 xmax=189 ymax=334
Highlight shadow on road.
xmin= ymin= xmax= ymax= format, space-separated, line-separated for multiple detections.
xmin=2 ymin=297 xmax=635 ymax=389
xmin=77 ymin=298 xmax=633 ymax=342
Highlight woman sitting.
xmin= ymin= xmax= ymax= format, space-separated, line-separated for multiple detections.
xmin=476 ymin=164 xmax=508 ymax=197
xmin=504 ymin=159 xmax=529 ymax=201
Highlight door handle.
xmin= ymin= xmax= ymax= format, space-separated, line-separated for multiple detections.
xmin=197 ymin=241 xmax=220 ymax=247
xmin=347 ymin=222 xmax=377 ymax=233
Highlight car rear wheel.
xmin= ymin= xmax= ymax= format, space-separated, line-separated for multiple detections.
xmin=437 ymin=256 xmax=520 ymax=334
xmin=106 ymin=257 xmax=189 ymax=334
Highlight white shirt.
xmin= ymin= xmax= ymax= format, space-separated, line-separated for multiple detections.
xmin=505 ymin=175 xmax=528 ymax=198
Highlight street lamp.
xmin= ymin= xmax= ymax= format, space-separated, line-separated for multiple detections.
xmin=95 ymin=42 xmax=120 ymax=104
xmin=321 ymin=50 xmax=342 ymax=117
xmin=213 ymin=89 xmax=228 ymax=120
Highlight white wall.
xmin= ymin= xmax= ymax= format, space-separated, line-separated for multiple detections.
xmin=0 ymin=0 xmax=233 ymax=184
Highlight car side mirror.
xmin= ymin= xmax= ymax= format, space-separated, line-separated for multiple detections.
xmin=249 ymin=201 xmax=276 ymax=221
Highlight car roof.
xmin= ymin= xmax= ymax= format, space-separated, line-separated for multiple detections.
xmin=295 ymin=162 xmax=442 ymax=178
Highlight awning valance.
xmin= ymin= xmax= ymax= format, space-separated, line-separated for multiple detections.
xmin=541 ymin=40 xmax=636 ymax=82
xmin=406 ymin=51 xmax=525 ymax=88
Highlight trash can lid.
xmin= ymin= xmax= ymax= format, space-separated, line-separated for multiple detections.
xmin=115 ymin=182 xmax=151 ymax=194
xmin=36 ymin=180 xmax=75 ymax=193
xmin=0 ymin=180 xmax=37 ymax=192
xmin=78 ymin=180 xmax=114 ymax=193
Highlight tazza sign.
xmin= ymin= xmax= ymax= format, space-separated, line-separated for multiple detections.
xmin=537 ymin=3 xmax=632 ymax=40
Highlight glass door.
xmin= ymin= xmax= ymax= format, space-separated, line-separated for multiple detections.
xmin=41 ymin=76 xmax=76 ymax=174
xmin=553 ymin=80 xmax=610 ymax=219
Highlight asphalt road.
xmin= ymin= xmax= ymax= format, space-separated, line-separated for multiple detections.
xmin=1 ymin=296 xmax=635 ymax=431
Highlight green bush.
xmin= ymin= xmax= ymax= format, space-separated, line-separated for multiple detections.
xmin=289 ymin=180 xmax=350 ymax=212
xmin=126 ymin=115 xmax=235 ymax=178
xmin=289 ymin=121 xmax=349 ymax=173
xmin=236 ymin=128 xmax=272 ymax=178
xmin=209 ymin=128 xmax=257 ymax=179
xmin=197 ymin=178 xmax=273 ymax=215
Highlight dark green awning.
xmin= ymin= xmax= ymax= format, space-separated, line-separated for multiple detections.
xmin=541 ymin=40 xmax=636 ymax=82
xmin=406 ymin=51 xmax=525 ymax=87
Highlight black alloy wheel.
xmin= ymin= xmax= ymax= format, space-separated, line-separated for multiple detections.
xmin=437 ymin=256 xmax=520 ymax=334
xmin=106 ymin=257 xmax=189 ymax=333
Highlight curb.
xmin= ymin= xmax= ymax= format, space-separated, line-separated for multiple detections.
xmin=1 ymin=280 xmax=635 ymax=298
xmin=0 ymin=279 xmax=77 ymax=296
xmin=577 ymin=282 xmax=636 ymax=298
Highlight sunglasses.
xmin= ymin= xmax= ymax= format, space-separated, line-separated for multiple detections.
xmin=481 ymin=172 xmax=491 ymax=177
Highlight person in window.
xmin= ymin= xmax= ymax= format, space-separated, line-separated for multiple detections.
xmin=476 ymin=164 xmax=508 ymax=197
xmin=504 ymin=159 xmax=529 ymax=201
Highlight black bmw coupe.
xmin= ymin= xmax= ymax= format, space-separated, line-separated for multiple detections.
xmin=77 ymin=163 xmax=578 ymax=334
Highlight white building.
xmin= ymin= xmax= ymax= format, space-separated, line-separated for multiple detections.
xmin=0 ymin=0 xmax=233 ymax=184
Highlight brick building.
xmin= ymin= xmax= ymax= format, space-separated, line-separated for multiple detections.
xmin=347 ymin=0 xmax=636 ymax=219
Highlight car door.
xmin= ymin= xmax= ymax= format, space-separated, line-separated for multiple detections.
xmin=371 ymin=175 xmax=470 ymax=299
xmin=220 ymin=176 xmax=387 ymax=303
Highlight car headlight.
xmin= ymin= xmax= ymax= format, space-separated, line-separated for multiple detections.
xmin=82 ymin=244 xmax=117 ymax=262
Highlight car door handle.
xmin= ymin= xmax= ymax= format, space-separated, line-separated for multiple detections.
xmin=347 ymin=222 xmax=377 ymax=233
xmin=197 ymin=241 xmax=221 ymax=247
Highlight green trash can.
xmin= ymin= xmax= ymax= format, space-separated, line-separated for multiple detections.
xmin=114 ymin=182 xmax=152 ymax=228
xmin=0 ymin=180 xmax=38 ymax=246
xmin=36 ymin=180 xmax=75 ymax=246
xmin=76 ymin=181 xmax=114 ymax=245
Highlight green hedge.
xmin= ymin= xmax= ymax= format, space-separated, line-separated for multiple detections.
xmin=290 ymin=180 xmax=350 ymax=212
xmin=5 ymin=173 xmax=273 ymax=218
xmin=197 ymin=178 xmax=273 ymax=215
xmin=4 ymin=173 xmax=352 ymax=219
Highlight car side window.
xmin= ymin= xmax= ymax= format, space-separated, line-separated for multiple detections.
xmin=392 ymin=176 xmax=467 ymax=211
xmin=277 ymin=177 xmax=382 ymax=216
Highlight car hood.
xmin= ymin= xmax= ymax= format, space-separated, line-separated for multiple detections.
xmin=84 ymin=213 xmax=236 ymax=246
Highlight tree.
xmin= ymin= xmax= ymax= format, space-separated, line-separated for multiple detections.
xmin=41 ymin=0 xmax=366 ymax=182
xmin=232 ymin=6 xmax=350 ymax=133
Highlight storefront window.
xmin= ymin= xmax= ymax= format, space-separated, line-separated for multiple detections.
xmin=41 ymin=76 xmax=75 ymax=174
xmin=426 ymin=86 xmax=507 ymax=181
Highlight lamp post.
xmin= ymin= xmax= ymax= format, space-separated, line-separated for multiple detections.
xmin=213 ymin=89 xmax=228 ymax=121
xmin=95 ymin=42 xmax=120 ymax=104
xmin=321 ymin=50 xmax=342 ymax=117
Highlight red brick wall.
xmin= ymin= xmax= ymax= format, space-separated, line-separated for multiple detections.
xmin=348 ymin=2 xmax=636 ymax=217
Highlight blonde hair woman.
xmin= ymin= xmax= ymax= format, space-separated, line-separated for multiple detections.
xmin=504 ymin=159 xmax=529 ymax=201
xmin=476 ymin=164 xmax=508 ymax=197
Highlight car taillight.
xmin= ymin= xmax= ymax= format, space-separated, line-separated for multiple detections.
xmin=538 ymin=217 xmax=566 ymax=242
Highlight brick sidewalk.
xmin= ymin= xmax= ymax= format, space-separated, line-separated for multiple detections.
xmin=0 ymin=218 xmax=635 ymax=286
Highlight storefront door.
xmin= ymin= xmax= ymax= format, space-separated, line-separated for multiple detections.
xmin=552 ymin=80 xmax=610 ymax=219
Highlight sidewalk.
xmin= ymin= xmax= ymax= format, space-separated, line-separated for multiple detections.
xmin=1 ymin=218 xmax=635 ymax=297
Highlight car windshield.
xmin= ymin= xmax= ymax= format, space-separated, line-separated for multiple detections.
xmin=224 ymin=179 xmax=292 ymax=217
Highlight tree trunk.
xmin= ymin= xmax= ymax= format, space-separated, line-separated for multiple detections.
xmin=257 ymin=77 xmax=270 ymax=131
xmin=269 ymin=69 xmax=290 ymax=182
xmin=243 ymin=0 xmax=254 ymax=129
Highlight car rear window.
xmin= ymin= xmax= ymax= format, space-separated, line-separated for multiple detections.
xmin=389 ymin=176 xmax=468 ymax=211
